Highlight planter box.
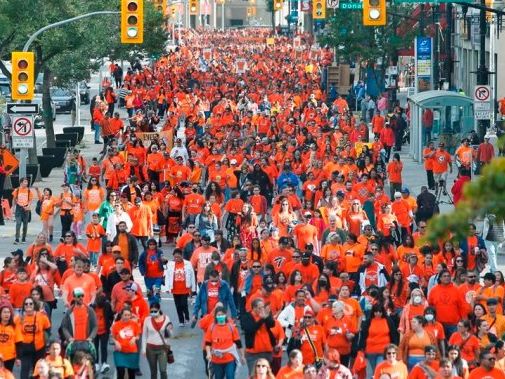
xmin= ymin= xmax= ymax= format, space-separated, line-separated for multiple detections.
xmin=55 ymin=140 xmax=72 ymax=148
xmin=63 ymin=127 xmax=84 ymax=143
xmin=42 ymin=148 xmax=66 ymax=167
xmin=56 ymin=133 xmax=78 ymax=146
xmin=38 ymin=155 xmax=56 ymax=177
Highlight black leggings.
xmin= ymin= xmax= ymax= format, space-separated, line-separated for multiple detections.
xmin=94 ymin=333 xmax=109 ymax=364
xmin=117 ymin=367 xmax=136 ymax=379
xmin=173 ymin=294 xmax=190 ymax=323
xmin=60 ymin=211 xmax=73 ymax=235
xmin=20 ymin=348 xmax=45 ymax=379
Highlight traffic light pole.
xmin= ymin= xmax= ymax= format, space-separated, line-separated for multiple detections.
xmin=476 ymin=0 xmax=490 ymax=139
xmin=22 ymin=11 xmax=120 ymax=52
xmin=17 ymin=11 xmax=119 ymax=179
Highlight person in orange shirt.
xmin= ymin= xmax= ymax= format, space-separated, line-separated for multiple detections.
xmin=85 ymin=213 xmax=106 ymax=268
xmin=36 ymin=187 xmax=58 ymax=242
xmin=9 ymin=268 xmax=33 ymax=311
xmin=468 ymin=349 xmax=505 ymax=379
xmin=182 ymin=184 xmax=206 ymax=226
xmin=455 ymin=138 xmax=474 ymax=178
xmin=374 ymin=344 xmax=408 ymax=379
xmin=423 ymin=141 xmax=437 ymax=190
xmin=128 ymin=197 xmax=154 ymax=249
xmin=323 ymin=300 xmax=357 ymax=367
xmin=0 ymin=306 xmax=17 ymax=371
xmin=61 ymin=258 xmax=97 ymax=307
xmin=276 ymin=349 xmax=304 ymax=379
xmin=387 ymin=153 xmax=403 ymax=200
xmin=14 ymin=296 xmax=51 ymax=379
xmin=12 ymin=177 xmax=35 ymax=244
xmin=111 ymin=307 xmax=141 ymax=379
xmin=293 ymin=213 xmax=319 ymax=255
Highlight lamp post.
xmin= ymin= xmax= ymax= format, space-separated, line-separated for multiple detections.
xmin=476 ymin=0 xmax=490 ymax=139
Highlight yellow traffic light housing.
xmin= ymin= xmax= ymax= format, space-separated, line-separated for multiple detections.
xmin=11 ymin=52 xmax=35 ymax=101
xmin=274 ymin=0 xmax=283 ymax=11
xmin=189 ymin=0 xmax=199 ymax=15
xmin=171 ymin=5 xmax=177 ymax=17
xmin=121 ymin=0 xmax=144 ymax=44
xmin=312 ymin=0 xmax=326 ymax=19
xmin=153 ymin=0 xmax=167 ymax=15
xmin=363 ymin=0 xmax=386 ymax=26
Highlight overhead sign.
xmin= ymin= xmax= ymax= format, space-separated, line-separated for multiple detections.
xmin=7 ymin=103 xmax=39 ymax=115
xmin=474 ymin=85 xmax=492 ymax=120
xmin=12 ymin=116 xmax=34 ymax=148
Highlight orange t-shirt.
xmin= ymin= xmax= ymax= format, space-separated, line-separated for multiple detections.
xmin=9 ymin=281 xmax=33 ymax=308
xmin=171 ymin=261 xmax=190 ymax=295
xmin=374 ymin=360 xmax=408 ymax=379
xmin=111 ymin=319 xmax=141 ymax=353
xmin=0 ymin=324 xmax=16 ymax=360
xmin=204 ymin=322 xmax=240 ymax=364
xmin=85 ymin=222 xmax=105 ymax=252
xmin=14 ymin=312 xmax=51 ymax=351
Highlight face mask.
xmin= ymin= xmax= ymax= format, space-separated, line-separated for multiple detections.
xmin=413 ymin=295 xmax=422 ymax=305
xmin=319 ymin=280 xmax=327 ymax=286
xmin=216 ymin=315 xmax=226 ymax=325
xmin=150 ymin=310 xmax=160 ymax=317
xmin=425 ymin=314 xmax=434 ymax=322
xmin=212 ymin=260 xmax=220 ymax=265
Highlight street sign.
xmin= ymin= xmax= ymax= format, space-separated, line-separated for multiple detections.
xmin=12 ymin=116 xmax=34 ymax=148
xmin=327 ymin=0 xmax=339 ymax=9
xmin=0 ymin=148 xmax=19 ymax=175
xmin=474 ymin=85 xmax=492 ymax=120
xmin=339 ymin=1 xmax=362 ymax=8
xmin=6 ymin=103 xmax=39 ymax=115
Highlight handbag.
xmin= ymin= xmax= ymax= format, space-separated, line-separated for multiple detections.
xmin=35 ymin=200 xmax=42 ymax=216
xmin=154 ymin=318 xmax=174 ymax=364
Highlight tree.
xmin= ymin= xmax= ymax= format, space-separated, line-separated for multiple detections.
xmin=425 ymin=157 xmax=505 ymax=244
xmin=0 ymin=0 xmax=166 ymax=157
xmin=318 ymin=5 xmax=417 ymax=91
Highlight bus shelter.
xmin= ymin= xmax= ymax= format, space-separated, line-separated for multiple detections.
xmin=408 ymin=90 xmax=474 ymax=161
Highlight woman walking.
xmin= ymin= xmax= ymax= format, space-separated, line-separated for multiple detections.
xmin=166 ymin=248 xmax=196 ymax=326
xmin=111 ymin=307 xmax=141 ymax=379
xmin=141 ymin=302 xmax=174 ymax=379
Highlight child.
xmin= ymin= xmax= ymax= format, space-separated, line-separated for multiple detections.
xmin=0 ymin=257 xmax=17 ymax=294
xmin=9 ymin=268 xmax=33 ymax=313
xmin=71 ymin=196 xmax=84 ymax=240
xmin=85 ymin=213 xmax=105 ymax=268
xmin=88 ymin=157 xmax=101 ymax=183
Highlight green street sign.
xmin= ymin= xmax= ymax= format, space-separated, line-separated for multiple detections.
xmin=339 ymin=2 xmax=363 ymax=9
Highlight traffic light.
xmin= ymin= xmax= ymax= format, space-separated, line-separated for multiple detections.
xmin=363 ymin=0 xmax=386 ymax=26
xmin=247 ymin=7 xmax=256 ymax=16
xmin=152 ymin=0 xmax=167 ymax=15
xmin=274 ymin=0 xmax=283 ymax=11
xmin=170 ymin=5 xmax=177 ymax=17
xmin=121 ymin=0 xmax=144 ymax=44
xmin=11 ymin=52 xmax=34 ymax=101
xmin=312 ymin=0 xmax=326 ymax=19
xmin=189 ymin=0 xmax=199 ymax=15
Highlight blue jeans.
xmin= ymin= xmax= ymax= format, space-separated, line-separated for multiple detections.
xmin=144 ymin=277 xmax=163 ymax=305
xmin=93 ymin=122 xmax=101 ymax=142
xmin=211 ymin=361 xmax=236 ymax=379
xmin=407 ymin=355 xmax=424 ymax=371
xmin=486 ymin=240 xmax=498 ymax=273
xmin=366 ymin=353 xmax=384 ymax=377
xmin=443 ymin=323 xmax=458 ymax=340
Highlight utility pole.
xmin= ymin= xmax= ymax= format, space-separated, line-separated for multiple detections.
xmin=476 ymin=0 xmax=489 ymax=139
xmin=433 ymin=4 xmax=440 ymax=89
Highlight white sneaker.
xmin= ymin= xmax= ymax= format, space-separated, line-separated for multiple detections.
xmin=95 ymin=363 xmax=100 ymax=372
xmin=101 ymin=363 xmax=110 ymax=373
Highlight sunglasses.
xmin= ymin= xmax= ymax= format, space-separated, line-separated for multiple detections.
xmin=252 ymin=266 xmax=261 ymax=269
xmin=386 ymin=352 xmax=397 ymax=355
xmin=24 ymin=302 xmax=34 ymax=306
xmin=65 ymin=235 xmax=72 ymax=238
xmin=74 ymin=295 xmax=84 ymax=298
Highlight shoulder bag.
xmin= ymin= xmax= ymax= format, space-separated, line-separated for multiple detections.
xmin=153 ymin=317 xmax=174 ymax=364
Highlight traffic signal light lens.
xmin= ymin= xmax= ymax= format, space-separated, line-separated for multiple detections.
xmin=128 ymin=15 xmax=138 ymax=24
xmin=17 ymin=84 xmax=29 ymax=95
xmin=127 ymin=2 xmax=138 ymax=11
xmin=369 ymin=8 xmax=380 ymax=19
xmin=18 ymin=60 xmax=29 ymax=70
xmin=18 ymin=73 xmax=28 ymax=81
xmin=127 ymin=27 xmax=139 ymax=37
xmin=369 ymin=0 xmax=380 ymax=6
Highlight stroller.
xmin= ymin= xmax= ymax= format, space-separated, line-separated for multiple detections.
xmin=65 ymin=340 xmax=97 ymax=376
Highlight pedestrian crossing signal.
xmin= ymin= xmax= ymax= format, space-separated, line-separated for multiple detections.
xmin=274 ymin=0 xmax=283 ymax=11
xmin=312 ymin=0 xmax=326 ymax=19
xmin=121 ymin=0 xmax=144 ymax=43
xmin=11 ymin=52 xmax=35 ymax=101
xmin=363 ymin=0 xmax=386 ymax=26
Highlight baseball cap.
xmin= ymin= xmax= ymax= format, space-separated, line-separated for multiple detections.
xmin=394 ymin=191 xmax=402 ymax=198
xmin=120 ymin=268 xmax=131 ymax=275
xmin=230 ymin=159 xmax=237 ymax=165
xmin=125 ymin=282 xmax=138 ymax=292
xmin=73 ymin=287 xmax=85 ymax=297
xmin=325 ymin=348 xmax=340 ymax=363
xmin=304 ymin=308 xmax=315 ymax=316
xmin=487 ymin=298 xmax=499 ymax=305
xmin=304 ymin=211 xmax=312 ymax=217
xmin=112 ymin=245 xmax=121 ymax=252
xmin=401 ymin=188 xmax=410 ymax=194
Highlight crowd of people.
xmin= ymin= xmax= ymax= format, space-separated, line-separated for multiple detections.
xmin=1 ymin=28 xmax=504 ymax=379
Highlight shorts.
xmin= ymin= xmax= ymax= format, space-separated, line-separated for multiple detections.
xmin=433 ymin=172 xmax=448 ymax=183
